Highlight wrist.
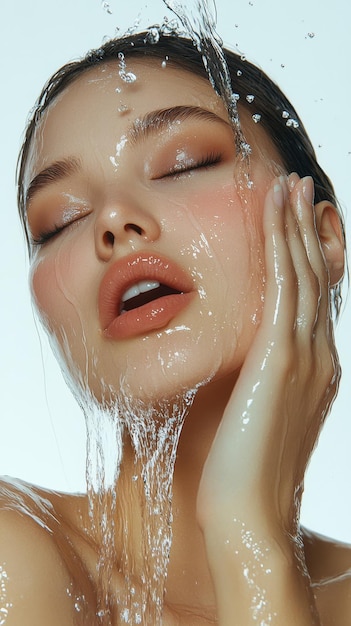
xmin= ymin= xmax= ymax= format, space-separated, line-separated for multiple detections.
xmin=201 ymin=517 xmax=320 ymax=626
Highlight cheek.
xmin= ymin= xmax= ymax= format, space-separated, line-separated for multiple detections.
xmin=183 ymin=183 xmax=265 ymax=285
xmin=29 ymin=241 xmax=94 ymax=341
xmin=166 ymin=183 xmax=266 ymax=373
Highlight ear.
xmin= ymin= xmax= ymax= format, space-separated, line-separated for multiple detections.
xmin=315 ymin=201 xmax=345 ymax=286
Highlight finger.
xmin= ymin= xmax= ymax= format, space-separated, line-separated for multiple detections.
xmin=293 ymin=178 xmax=331 ymax=335
xmin=262 ymin=177 xmax=297 ymax=340
xmin=284 ymin=178 xmax=321 ymax=336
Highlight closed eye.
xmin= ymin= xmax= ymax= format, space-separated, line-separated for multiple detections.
xmin=156 ymin=152 xmax=222 ymax=179
xmin=31 ymin=223 xmax=66 ymax=246
xmin=30 ymin=213 xmax=88 ymax=246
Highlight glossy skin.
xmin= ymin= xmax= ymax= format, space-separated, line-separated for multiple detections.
xmin=25 ymin=59 xmax=274 ymax=403
xmin=1 ymin=59 xmax=349 ymax=625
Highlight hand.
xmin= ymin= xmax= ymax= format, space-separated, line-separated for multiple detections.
xmin=196 ymin=174 xmax=340 ymax=624
xmin=197 ymin=174 xmax=340 ymax=532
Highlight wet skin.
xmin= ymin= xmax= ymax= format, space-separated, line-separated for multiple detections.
xmin=25 ymin=58 xmax=274 ymax=402
xmin=1 ymin=58 xmax=350 ymax=625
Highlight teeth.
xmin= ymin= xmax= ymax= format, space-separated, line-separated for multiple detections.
xmin=121 ymin=280 xmax=160 ymax=303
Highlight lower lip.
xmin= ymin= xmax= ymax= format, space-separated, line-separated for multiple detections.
xmin=103 ymin=292 xmax=195 ymax=340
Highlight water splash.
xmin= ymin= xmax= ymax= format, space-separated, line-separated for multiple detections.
xmin=145 ymin=26 xmax=161 ymax=44
xmin=120 ymin=387 xmax=197 ymax=624
xmin=163 ymin=0 xmax=250 ymax=158
xmin=85 ymin=399 xmax=124 ymax=623
xmin=81 ymin=382 xmax=196 ymax=625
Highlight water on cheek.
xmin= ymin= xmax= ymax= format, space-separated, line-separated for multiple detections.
xmin=30 ymin=237 xmax=98 ymax=408
xmin=162 ymin=186 xmax=263 ymax=379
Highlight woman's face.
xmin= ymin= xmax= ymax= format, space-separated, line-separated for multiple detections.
xmin=25 ymin=58 xmax=279 ymax=402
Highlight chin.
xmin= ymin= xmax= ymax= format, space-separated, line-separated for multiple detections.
xmin=46 ymin=308 xmax=245 ymax=411
xmin=59 ymin=337 xmax=224 ymax=410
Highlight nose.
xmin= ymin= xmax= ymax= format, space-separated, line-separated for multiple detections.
xmin=95 ymin=198 xmax=161 ymax=262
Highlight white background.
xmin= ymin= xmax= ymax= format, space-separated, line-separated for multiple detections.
xmin=0 ymin=0 xmax=350 ymax=542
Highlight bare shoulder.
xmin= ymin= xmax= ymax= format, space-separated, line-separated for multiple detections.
xmin=0 ymin=476 xmax=94 ymax=625
xmin=303 ymin=526 xmax=351 ymax=626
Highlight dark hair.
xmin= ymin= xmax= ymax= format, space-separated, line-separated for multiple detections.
xmin=17 ymin=30 xmax=345 ymax=310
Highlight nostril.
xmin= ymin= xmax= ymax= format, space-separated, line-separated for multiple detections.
xmin=103 ymin=230 xmax=115 ymax=247
xmin=125 ymin=223 xmax=143 ymax=236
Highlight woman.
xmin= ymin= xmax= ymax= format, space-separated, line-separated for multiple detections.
xmin=1 ymin=31 xmax=349 ymax=625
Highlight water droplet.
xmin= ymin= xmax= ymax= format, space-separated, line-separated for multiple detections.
xmin=121 ymin=608 xmax=130 ymax=622
xmin=241 ymin=54 xmax=247 ymax=61
xmin=286 ymin=118 xmax=299 ymax=128
xmin=118 ymin=104 xmax=129 ymax=114
xmin=280 ymin=63 xmax=285 ymax=68
xmin=145 ymin=27 xmax=160 ymax=44
xmin=242 ymin=142 xmax=252 ymax=157
xmin=252 ymin=113 xmax=261 ymax=123
xmin=236 ymin=69 xmax=242 ymax=76
xmin=307 ymin=32 xmax=315 ymax=38
xmin=118 ymin=51 xmax=137 ymax=84
xmin=121 ymin=71 xmax=136 ymax=84
xmin=246 ymin=94 xmax=255 ymax=103
xmin=282 ymin=110 xmax=290 ymax=119
xmin=101 ymin=0 xmax=112 ymax=14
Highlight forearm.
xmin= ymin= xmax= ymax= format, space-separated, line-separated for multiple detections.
xmin=203 ymin=514 xmax=321 ymax=626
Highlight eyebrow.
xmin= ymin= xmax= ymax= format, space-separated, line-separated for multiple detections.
xmin=26 ymin=156 xmax=82 ymax=206
xmin=129 ymin=105 xmax=232 ymax=144
xmin=25 ymin=106 xmax=232 ymax=206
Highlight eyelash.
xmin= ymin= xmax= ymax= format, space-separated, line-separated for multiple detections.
xmin=161 ymin=152 xmax=222 ymax=178
xmin=31 ymin=222 xmax=67 ymax=246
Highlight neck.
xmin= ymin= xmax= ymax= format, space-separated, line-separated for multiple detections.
xmin=164 ymin=373 xmax=236 ymax=608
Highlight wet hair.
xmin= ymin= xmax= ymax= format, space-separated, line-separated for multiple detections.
xmin=17 ymin=30 xmax=345 ymax=312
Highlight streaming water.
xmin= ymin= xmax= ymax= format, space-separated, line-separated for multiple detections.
xmin=81 ymin=385 xmax=196 ymax=625
xmin=85 ymin=399 xmax=124 ymax=622
xmin=162 ymin=0 xmax=250 ymax=159
xmin=65 ymin=1 xmax=253 ymax=623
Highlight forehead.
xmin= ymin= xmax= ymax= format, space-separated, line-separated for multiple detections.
xmin=25 ymin=57 xmax=279 ymax=185
xmin=27 ymin=60 xmax=225 ymax=168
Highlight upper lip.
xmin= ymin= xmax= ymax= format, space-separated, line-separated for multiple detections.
xmin=98 ymin=252 xmax=195 ymax=332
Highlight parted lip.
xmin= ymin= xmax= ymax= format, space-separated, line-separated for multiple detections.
xmin=98 ymin=252 xmax=195 ymax=338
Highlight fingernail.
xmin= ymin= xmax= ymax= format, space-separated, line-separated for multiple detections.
xmin=302 ymin=176 xmax=314 ymax=205
xmin=273 ymin=182 xmax=284 ymax=209
xmin=288 ymin=172 xmax=299 ymax=191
